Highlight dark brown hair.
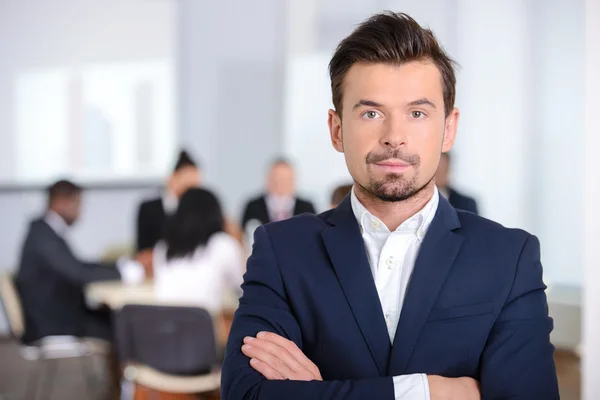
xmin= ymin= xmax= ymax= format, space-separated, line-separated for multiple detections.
xmin=173 ymin=149 xmax=198 ymax=173
xmin=164 ymin=188 xmax=224 ymax=260
xmin=47 ymin=179 xmax=82 ymax=206
xmin=329 ymin=11 xmax=457 ymax=117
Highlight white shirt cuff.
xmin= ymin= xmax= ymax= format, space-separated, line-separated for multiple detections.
xmin=116 ymin=257 xmax=145 ymax=285
xmin=392 ymin=374 xmax=430 ymax=400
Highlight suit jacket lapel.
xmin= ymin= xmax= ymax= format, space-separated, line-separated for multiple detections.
xmin=292 ymin=198 xmax=301 ymax=216
xmin=259 ymin=196 xmax=272 ymax=223
xmin=321 ymin=198 xmax=391 ymax=375
xmin=388 ymin=196 xmax=463 ymax=375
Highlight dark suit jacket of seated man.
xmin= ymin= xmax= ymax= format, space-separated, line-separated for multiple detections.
xmin=15 ymin=180 xmax=140 ymax=344
xmin=222 ymin=12 xmax=558 ymax=400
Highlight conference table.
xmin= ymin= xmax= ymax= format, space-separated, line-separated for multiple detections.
xmin=85 ymin=280 xmax=239 ymax=345
xmin=86 ymin=280 xmax=239 ymax=310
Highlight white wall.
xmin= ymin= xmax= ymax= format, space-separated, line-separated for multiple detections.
xmin=529 ymin=0 xmax=585 ymax=288
xmin=177 ymin=0 xmax=288 ymax=219
xmin=583 ymin=0 xmax=600 ymax=397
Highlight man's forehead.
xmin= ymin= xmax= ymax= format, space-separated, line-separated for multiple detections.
xmin=342 ymin=61 xmax=444 ymax=104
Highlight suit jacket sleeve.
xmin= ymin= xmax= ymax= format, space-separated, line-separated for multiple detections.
xmin=35 ymin=233 xmax=121 ymax=287
xmin=221 ymin=226 xmax=395 ymax=400
xmin=479 ymin=235 xmax=559 ymax=399
xmin=136 ymin=202 xmax=153 ymax=252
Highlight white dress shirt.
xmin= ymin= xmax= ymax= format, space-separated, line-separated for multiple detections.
xmin=162 ymin=191 xmax=179 ymax=214
xmin=350 ymin=187 xmax=439 ymax=400
xmin=152 ymin=232 xmax=244 ymax=313
xmin=45 ymin=210 xmax=70 ymax=238
xmin=44 ymin=211 xmax=145 ymax=285
xmin=265 ymin=194 xmax=295 ymax=222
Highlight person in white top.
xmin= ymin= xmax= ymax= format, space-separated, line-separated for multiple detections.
xmin=152 ymin=188 xmax=244 ymax=313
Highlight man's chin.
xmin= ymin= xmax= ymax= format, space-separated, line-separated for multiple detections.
xmin=375 ymin=191 xmax=413 ymax=202
xmin=370 ymin=178 xmax=422 ymax=202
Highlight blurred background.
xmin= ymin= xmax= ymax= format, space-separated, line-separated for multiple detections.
xmin=0 ymin=0 xmax=598 ymax=399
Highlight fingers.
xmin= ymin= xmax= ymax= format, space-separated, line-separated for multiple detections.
xmin=255 ymin=332 xmax=310 ymax=366
xmin=244 ymin=336 xmax=301 ymax=372
xmin=241 ymin=340 xmax=297 ymax=378
xmin=255 ymin=332 xmax=321 ymax=378
xmin=248 ymin=358 xmax=285 ymax=380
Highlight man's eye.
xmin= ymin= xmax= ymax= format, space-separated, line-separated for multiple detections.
xmin=363 ymin=111 xmax=381 ymax=119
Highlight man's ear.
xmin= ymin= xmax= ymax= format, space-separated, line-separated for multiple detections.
xmin=328 ymin=109 xmax=344 ymax=153
xmin=442 ymin=107 xmax=459 ymax=152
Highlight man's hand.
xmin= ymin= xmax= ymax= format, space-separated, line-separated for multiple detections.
xmin=135 ymin=250 xmax=153 ymax=278
xmin=428 ymin=375 xmax=480 ymax=400
xmin=241 ymin=331 xmax=322 ymax=381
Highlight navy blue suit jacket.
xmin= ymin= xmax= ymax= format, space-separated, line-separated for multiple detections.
xmin=222 ymin=195 xmax=558 ymax=399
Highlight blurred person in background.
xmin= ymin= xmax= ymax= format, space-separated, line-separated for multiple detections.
xmin=435 ymin=152 xmax=479 ymax=214
xmin=15 ymin=179 xmax=143 ymax=397
xmin=16 ymin=179 xmax=143 ymax=343
xmin=330 ymin=183 xmax=354 ymax=208
xmin=223 ymin=12 xmax=558 ymax=400
xmin=135 ymin=150 xmax=201 ymax=271
xmin=153 ymin=188 xmax=243 ymax=310
xmin=241 ymin=158 xmax=316 ymax=233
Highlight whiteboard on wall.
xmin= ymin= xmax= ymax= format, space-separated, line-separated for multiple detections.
xmin=13 ymin=60 xmax=176 ymax=184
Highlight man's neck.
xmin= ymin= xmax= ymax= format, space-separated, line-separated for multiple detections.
xmin=354 ymin=181 xmax=436 ymax=231
xmin=45 ymin=209 xmax=69 ymax=236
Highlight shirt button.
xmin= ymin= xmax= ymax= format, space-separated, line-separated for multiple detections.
xmin=371 ymin=220 xmax=380 ymax=229
xmin=385 ymin=258 xmax=394 ymax=269
xmin=385 ymin=314 xmax=390 ymax=326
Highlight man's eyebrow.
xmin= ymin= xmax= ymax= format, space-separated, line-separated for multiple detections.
xmin=407 ymin=98 xmax=436 ymax=108
xmin=352 ymin=99 xmax=384 ymax=110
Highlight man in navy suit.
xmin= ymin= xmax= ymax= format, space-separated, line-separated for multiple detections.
xmin=222 ymin=12 xmax=558 ymax=400
xmin=435 ymin=152 xmax=479 ymax=214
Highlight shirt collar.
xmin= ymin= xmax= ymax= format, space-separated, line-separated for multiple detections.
xmin=44 ymin=210 xmax=69 ymax=237
xmin=162 ymin=190 xmax=179 ymax=214
xmin=266 ymin=194 xmax=295 ymax=210
xmin=350 ymin=185 xmax=439 ymax=242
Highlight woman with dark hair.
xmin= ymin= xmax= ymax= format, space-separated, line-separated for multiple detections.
xmin=152 ymin=188 xmax=243 ymax=310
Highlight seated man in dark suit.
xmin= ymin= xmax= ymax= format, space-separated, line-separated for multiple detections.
xmin=135 ymin=150 xmax=200 ymax=268
xmin=16 ymin=180 xmax=144 ymax=397
xmin=222 ymin=12 xmax=558 ymax=399
xmin=435 ymin=152 xmax=479 ymax=214
xmin=241 ymin=158 xmax=316 ymax=236
xmin=15 ymin=180 xmax=143 ymax=344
